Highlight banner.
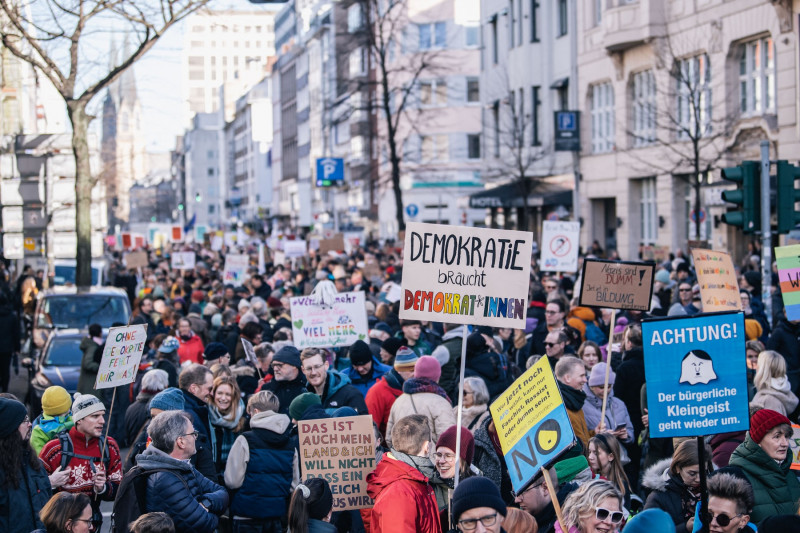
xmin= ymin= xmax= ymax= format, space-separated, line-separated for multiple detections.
xmin=776 ymin=244 xmax=800 ymax=320
xmin=284 ymin=239 xmax=308 ymax=258
xmin=643 ymin=312 xmax=749 ymax=438
xmin=223 ymin=254 xmax=249 ymax=286
xmin=540 ymin=221 xmax=580 ymax=273
xmin=299 ymin=415 xmax=375 ymax=510
xmin=290 ymin=291 xmax=369 ymax=349
xmin=171 ymin=251 xmax=196 ymax=270
xmin=691 ymin=249 xmax=741 ymax=312
xmin=490 ymin=356 xmax=575 ymax=492
xmin=95 ymin=325 xmax=147 ymax=390
xmin=124 ymin=250 xmax=148 ymax=269
xmin=578 ymin=259 xmax=655 ymax=311
xmin=399 ymin=222 xmax=533 ymax=328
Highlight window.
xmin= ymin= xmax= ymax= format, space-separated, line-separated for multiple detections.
xmin=591 ymin=82 xmax=615 ymax=153
xmin=420 ymin=80 xmax=447 ymax=106
xmin=348 ymin=4 xmax=363 ymax=32
xmin=351 ymin=136 xmax=366 ymax=161
xmin=530 ymin=0 xmax=539 ymax=42
xmin=349 ymin=48 xmax=367 ymax=76
xmin=207 ymin=150 xmax=215 ymax=159
xmin=209 ymin=205 xmax=215 ymax=214
xmin=493 ymin=100 xmax=500 ymax=157
xmin=531 ymin=86 xmax=541 ymax=146
xmin=518 ymin=0 xmax=523 ymax=46
xmin=465 ymin=25 xmax=479 ymax=47
xmin=557 ymin=0 xmax=568 ymax=36
xmin=490 ymin=17 xmax=498 ymax=64
xmin=640 ymin=177 xmax=657 ymax=245
xmin=632 ymin=70 xmax=656 ymax=147
xmin=467 ymin=78 xmax=480 ymax=102
xmin=419 ymin=22 xmax=447 ymax=50
xmin=676 ymin=54 xmax=711 ymax=139
xmin=468 ymin=134 xmax=481 ymax=159
xmin=207 ymin=167 xmax=215 ymax=177
xmin=595 ymin=0 xmax=602 ymax=26
xmin=740 ymin=36 xmax=775 ymax=115
xmin=509 ymin=0 xmax=515 ymax=48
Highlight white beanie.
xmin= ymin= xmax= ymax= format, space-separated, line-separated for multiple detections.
xmin=72 ymin=393 xmax=105 ymax=421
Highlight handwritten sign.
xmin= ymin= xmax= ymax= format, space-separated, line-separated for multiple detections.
xmin=579 ymin=259 xmax=655 ymax=311
xmin=319 ymin=234 xmax=345 ymax=255
xmin=691 ymin=249 xmax=741 ymax=312
xmin=223 ymin=254 xmax=249 ymax=286
xmin=400 ymin=222 xmax=533 ymax=328
xmin=124 ymin=250 xmax=148 ymax=269
xmin=540 ymin=221 xmax=580 ymax=273
xmin=171 ymin=251 xmax=196 ymax=270
xmin=775 ymin=244 xmax=800 ymax=320
xmin=95 ymin=325 xmax=147 ymax=389
xmin=790 ymin=424 xmax=800 ymax=471
xmin=290 ymin=291 xmax=369 ymax=349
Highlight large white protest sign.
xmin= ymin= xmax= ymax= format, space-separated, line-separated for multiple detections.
xmin=171 ymin=251 xmax=196 ymax=270
xmin=291 ymin=291 xmax=369 ymax=349
xmin=95 ymin=325 xmax=147 ymax=390
xmin=284 ymin=239 xmax=307 ymax=258
xmin=399 ymin=222 xmax=532 ymax=328
xmin=223 ymin=254 xmax=249 ymax=286
xmin=540 ymin=220 xmax=580 ymax=273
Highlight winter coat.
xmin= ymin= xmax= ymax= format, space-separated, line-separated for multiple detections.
xmin=342 ymin=357 xmax=393 ymax=397
xmin=751 ymin=377 xmax=799 ymax=416
xmin=182 ymin=389 xmax=212 ymax=439
xmin=30 ymin=413 xmax=73 ymax=454
xmin=433 ymin=329 xmax=464 ymax=400
xmin=77 ymin=337 xmax=101 ymax=395
xmin=307 ymin=370 xmax=368 ymax=415
xmin=386 ymin=381 xmax=456 ymax=448
xmin=0 ymin=458 xmax=51 ymax=533
xmin=729 ymin=434 xmax=800 ymax=523
xmin=365 ymin=370 xmax=404 ymax=438
xmin=177 ymin=334 xmax=204 ymax=365
xmin=465 ymin=349 xmax=510 ymax=402
xmin=224 ymin=410 xmax=298 ymax=519
xmin=124 ymin=396 xmax=151 ymax=447
xmin=259 ymin=372 xmax=307 ymax=415
xmin=766 ymin=317 xmax=800 ymax=393
xmin=366 ymin=453 xmax=442 ymax=533
xmin=216 ymin=324 xmax=241 ymax=357
xmin=455 ymin=404 xmax=490 ymax=431
xmin=613 ymin=347 xmax=646 ymax=439
xmin=308 ymin=519 xmax=338 ymax=533
xmin=582 ymin=385 xmax=633 ymax=443
xmin=0 ymin=304 xmax=20 ymax=353
xmin=135 ymin=446 xmax=229 ymax=533
xmin=472 ymin=415 xmax=505 ymax=497
xmin=642 ymin=458 xmax=699 ymax=533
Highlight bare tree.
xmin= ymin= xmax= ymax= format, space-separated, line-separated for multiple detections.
xmin=0 ymin=0 xmax=208 ymax=285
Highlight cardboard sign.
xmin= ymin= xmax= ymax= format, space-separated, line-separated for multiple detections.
xmin=124 ymin=250 xmax=148 ymax=269
xmin=223 ymin=254 xmax=249 ymax=286
xmin=363 ymin=254 xmax=382 ymax=281
xmin=489 ymin=356 xmax=576 ymax=493
xmin=290 ymin=291 xmax=369 ymax=349
xmin=95 ymin=325 xmax=147 ymax=390
xmin=691 ymin=249 xmax=742 ymax=312
xmin=578 ymin=259 xmax=655 ymax=311
xmin=299 ymin=415 xmax=375 ymax=510
xmin=399 ymin=222 xmax=533 ymax=328
xmin=170 ymin=226 xmax=183 ymax=242
xmin=643 ymin=312 xmax=749 ymax=438
xmin=171 ymin=251 xmax=196 ymax=270
xmin=284 ymin=239 xmax=308 ymax=258
xmin=241 ymin=338 xmax=257 ymax=365
xmin=319 ymin=234 xmax=345 ymax=255
xmin=540 ymin=220 xmax=580 ymax=273
xmin=790 ymin=424 xmax=800 ymax=471
xmin=776 ymin=244 xmax=800 ymax=320
xmin=642 ymin=245 xmax=670 ymax=263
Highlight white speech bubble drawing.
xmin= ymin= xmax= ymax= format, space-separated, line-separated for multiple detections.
xmin=679 ymin=349 xmax=717 ymax=385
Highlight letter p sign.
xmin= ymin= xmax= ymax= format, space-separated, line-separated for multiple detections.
xmin=316 ymin=157 xmax=344 ymax=187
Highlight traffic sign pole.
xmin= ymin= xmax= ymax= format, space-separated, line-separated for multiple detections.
xmin=760 ymin=141 xmax=772 ymax=327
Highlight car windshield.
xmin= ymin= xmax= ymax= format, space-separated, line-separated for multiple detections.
xmin=44 ymin=338 xmax=83 ymax=366
xmin=53 ymin=265 xmax=100 ymax=286
xmin=41 ymin=295 xmax=129 ymax=329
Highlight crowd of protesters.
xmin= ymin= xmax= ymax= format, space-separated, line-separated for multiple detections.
xmin=0 ymin=236 xmax=799 ymax=532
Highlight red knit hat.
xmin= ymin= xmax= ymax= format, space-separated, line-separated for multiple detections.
xmin=414 ymin=355 xmax=441 ymax=382
xmin=436 ymin=425 xmax=475 ymax=465
xmin=749 ymin=408 xmax=791 ymax=443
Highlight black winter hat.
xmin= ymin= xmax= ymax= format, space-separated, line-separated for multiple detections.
xmin=0 ymin=398 xmax=28 ymax=438
xmin=466 ymin=332 xmax=487 ymax=356
xmin=349 ymin=340 xmax=373 ymax=366
xmin=452 ymin=476 xmax=507 ymax=524
xmin=204 ymin=342 xmax=229 ymax=361
xmin=273 ymin=345 xmax=302 ymax=369
xmin=381 ymin=337 xmax=404 ymax=358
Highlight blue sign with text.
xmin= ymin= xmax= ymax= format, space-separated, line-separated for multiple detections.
xmin=643 ymin=312 xmax=749 ymax=438
xmin=316 ymin=158 xmax=344 ymax=187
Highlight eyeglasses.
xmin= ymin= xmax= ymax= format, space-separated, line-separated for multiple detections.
xmin=458 ymin=512 xmax=497 ymax=531
xmin=679 ymin=288 xmax=692 ymax=292
xmin=72 ymin=517 xmax=95 ymax=531
xmin=271 ymin=362 xmax=287 ymax=369
xmin=511 ymin=482 xmax=543 ymax=499
xmin=544 ymin=342 xmax=561 ymax=348
xmin=595 ymin=508 xmax=624 ymax=524
xmin=701 ymin=511 xmax=742 ymax=527
xmin=434 ymin=452 xmax=456 ymax=461
xmin=181 ymin=431 xmax=199 ymax=439
xmin=302 ymin=363 xmax=326 ymax=374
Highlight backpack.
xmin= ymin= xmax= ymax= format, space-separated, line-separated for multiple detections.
xmin=110 ymin=466 xmax=190 ymax=533
xmin=57 ymin=429 xmax=111 ymax=471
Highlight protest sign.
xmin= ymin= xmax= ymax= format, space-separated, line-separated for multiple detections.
xmin=790 ymin=425 xmax=800 ymax=471
xmin=170 ymin=226 xmax=183 ymax=242
xmin=124 ymin=250 xmax=148 ymax=269
xmin=643 ymin=312 xmax=749 ymax=438
xmin=241 ymin=337 xmax=257 ymax=365
xmin=210 ymin=234 xmax=223 ymax=251
xmin=775 ymin=244 xmax=800 ymax=320
xmin=171 ymin=251 xmax=196 ymax=270
xmin=540 ymin=221 xmax=580 ymax=273
xmin=273 ymin=250 xmax=286 ymax=265
xmin=291 ymin=290 xmax=369 ymax=349
xmin=489 ymin=356 xmax=575 ymax=492
xmin=299 ymin=415 xmax=375 ymax=510
xmin=284 ymin=239 xmax=308 ymax=258
xmin=223 ymin=254 xmax=249 ymax=286
xmin=578 ymin=259 xmax=655 ymax=311
xmin=400 ymin=222 xmax=533 ymax=328
xmin=363 ymin=254 xmax=382 ymax=281
xmin=642 ymin=245 xmax=670 ymax=262
xmin=95 ymin=325 xmax=147 ymax=389
xmin=691 ymin=249 xmax=741 ymax=312
xmin=319 ymin=234 xmax=345 ymax=255
xmin=224 ymin=232 xmax=237 ymax=247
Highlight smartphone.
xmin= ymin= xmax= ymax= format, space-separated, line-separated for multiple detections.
xmin=614 ymin=423 xmax=626 ymax=431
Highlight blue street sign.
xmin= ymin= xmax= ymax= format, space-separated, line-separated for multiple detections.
xmin=554 ymin=111 xmax=581 ymax=151
xmin=405 ymin=204 xmax=419 ymax=218
xmin=316 ymin=158 xmax=345 ymax=187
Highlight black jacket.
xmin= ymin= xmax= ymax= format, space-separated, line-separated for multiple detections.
xmin=465 ymin=349 xmax=509 ymax=402
xmin=766 ymin=317 xmax=800 ymax=394
xmin=533 ymin=481 xmax=578 ymax=533
xmin=216 ymin=324 xmax=241 ymax=358
xmin=261 ymin=373 xmax=308 ymax=415
xmin=0 ymin=305 xmax=20 ymax=353
xmin=124 ymin=397 xmax=151 ymax=446
xmin=642 ymin=459 xmax=698 ymax=533
xmin=0 ymin=459 xmax=51 ymax=533
xmin=613 ymin=347 xmax=645 ymax=438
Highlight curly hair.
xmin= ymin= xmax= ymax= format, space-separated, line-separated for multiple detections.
xmin=0 ymin=430 xmax=41 ymax=489
xmin=560 ymin=479 xmax=622 ymax=531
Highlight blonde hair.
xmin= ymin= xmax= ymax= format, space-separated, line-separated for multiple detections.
xmin=560 ymin=480 xmax=621 ymax=531
xmin=247 ymin=390 xmax=280 ymax=414
xmin=754 ymin=350 xmax=786 ymax=391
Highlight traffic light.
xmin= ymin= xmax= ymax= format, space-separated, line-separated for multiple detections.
xmin=721 ymin=161 xmax=760 ymax=233
xmin=777 ymin=160 xmax=800 ymax=234
xmin=178 ymin=203 xmax=184 ymax=211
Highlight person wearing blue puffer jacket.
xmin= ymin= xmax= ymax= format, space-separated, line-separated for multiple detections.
xmin=342 ymin=340 xmax=392 ymax=397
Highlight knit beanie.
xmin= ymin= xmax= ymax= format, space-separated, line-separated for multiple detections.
xmin=42 ymin=386 xmax=72 ymax=416
xmin=466 ymin=332 xmax=487 ymax=356
xmin=72 ymin=393 xmax=105 ymax=422
xmin=744 ymin=319 xmax=763 ymax=341
xmin=348 ymin=340 xmax=373 ymax=366
xmin=382 ymin=337 xmax=404 ymax=358
xmin=588 ymin=362 xmax=615 ymax=387
xmin=149 ymin=388 xmax=185 ymax=412
xmin=749 ymin=408 xmax=791 ymax=443
xmin=414 ymin=355 xmax=441 ymax=382
xmin=452 ymin=476 xmax=507 ymax=523
xmin=436 ymin=425 xmax=475 ymax=464
xmin=623 ymin=509 xmax=676 ymax=533
xmin=297 ymin=478 xmax=334 ymax=521
xmin=203 ymin=342 xmax=229 ymax=362
xmin=290 ymin=392 xmax=322 ymax=421
xmin=654 ymin=269 xmax=672 ymax=285
xmin=554 ymin=455 xmax=590 ymax=484
xmin=273 ymin=345 xmax=302 ymax=369
xmin=0 ymin=398 xmax=28 ymax=437
xmin=393 ymin=346 xmax=419 ymax=372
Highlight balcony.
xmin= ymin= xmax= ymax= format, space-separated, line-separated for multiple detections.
xmin=602 ymin=1 xmax=665 ymax=54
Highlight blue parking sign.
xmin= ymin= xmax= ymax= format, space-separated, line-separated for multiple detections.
xmin=316 ymin=158 xmax=344 ymax=187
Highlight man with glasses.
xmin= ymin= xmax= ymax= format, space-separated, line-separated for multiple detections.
xmin=544 ymin=330 xmax=568 ymax=364
xmin=136 ymin=410 xmax=228 ymax=533
xmin=451 ymin=476 xmax=507 ymax=532
xmin=514 ymin=468 xmax=578 ymax=533
xmin=258 ymin=345 xmax=307 ymax=415
xmin=301 ymin=347 xmax=368 ymax=414
xmin=531 ymin=300 xmax=568 ymax=356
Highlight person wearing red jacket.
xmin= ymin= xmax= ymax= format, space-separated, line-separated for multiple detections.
xmin=365 ymin=346 xmax=417 ymax=440
xmin=39 ymin=393 xmax=123 ymax=531
xmin=177 ymin=317 xmax=205 ymax=365
xmin=367 ymin=414 xmax=442 ymax=533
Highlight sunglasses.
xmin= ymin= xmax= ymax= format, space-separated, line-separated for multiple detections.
xmin=595 ymin=508 xmax=624 ymax=524
xmin=701 ymin=511 xmax=742 ymax=527
xmin=544 ymin=342 xmax=561 ymax=347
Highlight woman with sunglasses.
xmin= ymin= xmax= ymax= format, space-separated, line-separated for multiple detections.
xmin=556 ymin=479 xmax=624 ymax=533
xmin=37 ymin=492 xmax=93 ymax=533
xmin=690 ymin=472 xmax=756 ymax=533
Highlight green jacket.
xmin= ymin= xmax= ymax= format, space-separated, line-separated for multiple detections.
xmin=30 ymin=414 xmax=74 ymax=454
xmin=76 ymin=337 xmax=100 ymax=395
xmin=729 ymin=434 xmax=800 ymax=523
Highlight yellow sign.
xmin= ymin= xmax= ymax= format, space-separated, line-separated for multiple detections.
xmin=24 ymin=237 xmax=36 ymax=252
xmin=691 ymin=249 xmax=742 ymax=312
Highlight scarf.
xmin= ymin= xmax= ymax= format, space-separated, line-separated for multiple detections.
xmin=403 ymin=377 xmax=450 ymax=401
xmin=559 ymin=382 xmax=586 ymax=411
xmin=390 ymin=448 xmax=436 ymax=480
xmin=208 ymin=398 xmax=245 ymax=429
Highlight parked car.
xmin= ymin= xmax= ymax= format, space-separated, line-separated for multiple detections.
xmin=23 ymin=329 xmax=88 ymax=418
xmin=32 ymin=286 xmax=131 ymax=350
xmin=51 ymin=259 xmax=110 ymax=287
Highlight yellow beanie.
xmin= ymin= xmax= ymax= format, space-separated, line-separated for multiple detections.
xmin=744 ymin=319 xmax=763 ymax=341
xmin=42 ymin=386 xmax=72 ymax=416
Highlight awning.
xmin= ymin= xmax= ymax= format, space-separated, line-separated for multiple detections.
xmin=550 ymin=77 xmax=569 ymax=89
xmin=469 ymin=181 xmax=573 ymax=209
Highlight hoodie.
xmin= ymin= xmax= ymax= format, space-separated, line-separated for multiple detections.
xmin=750 ymin=376 xmax=799 ymax=416
xmin=308 ymin=370 xmax=368 ymax=415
